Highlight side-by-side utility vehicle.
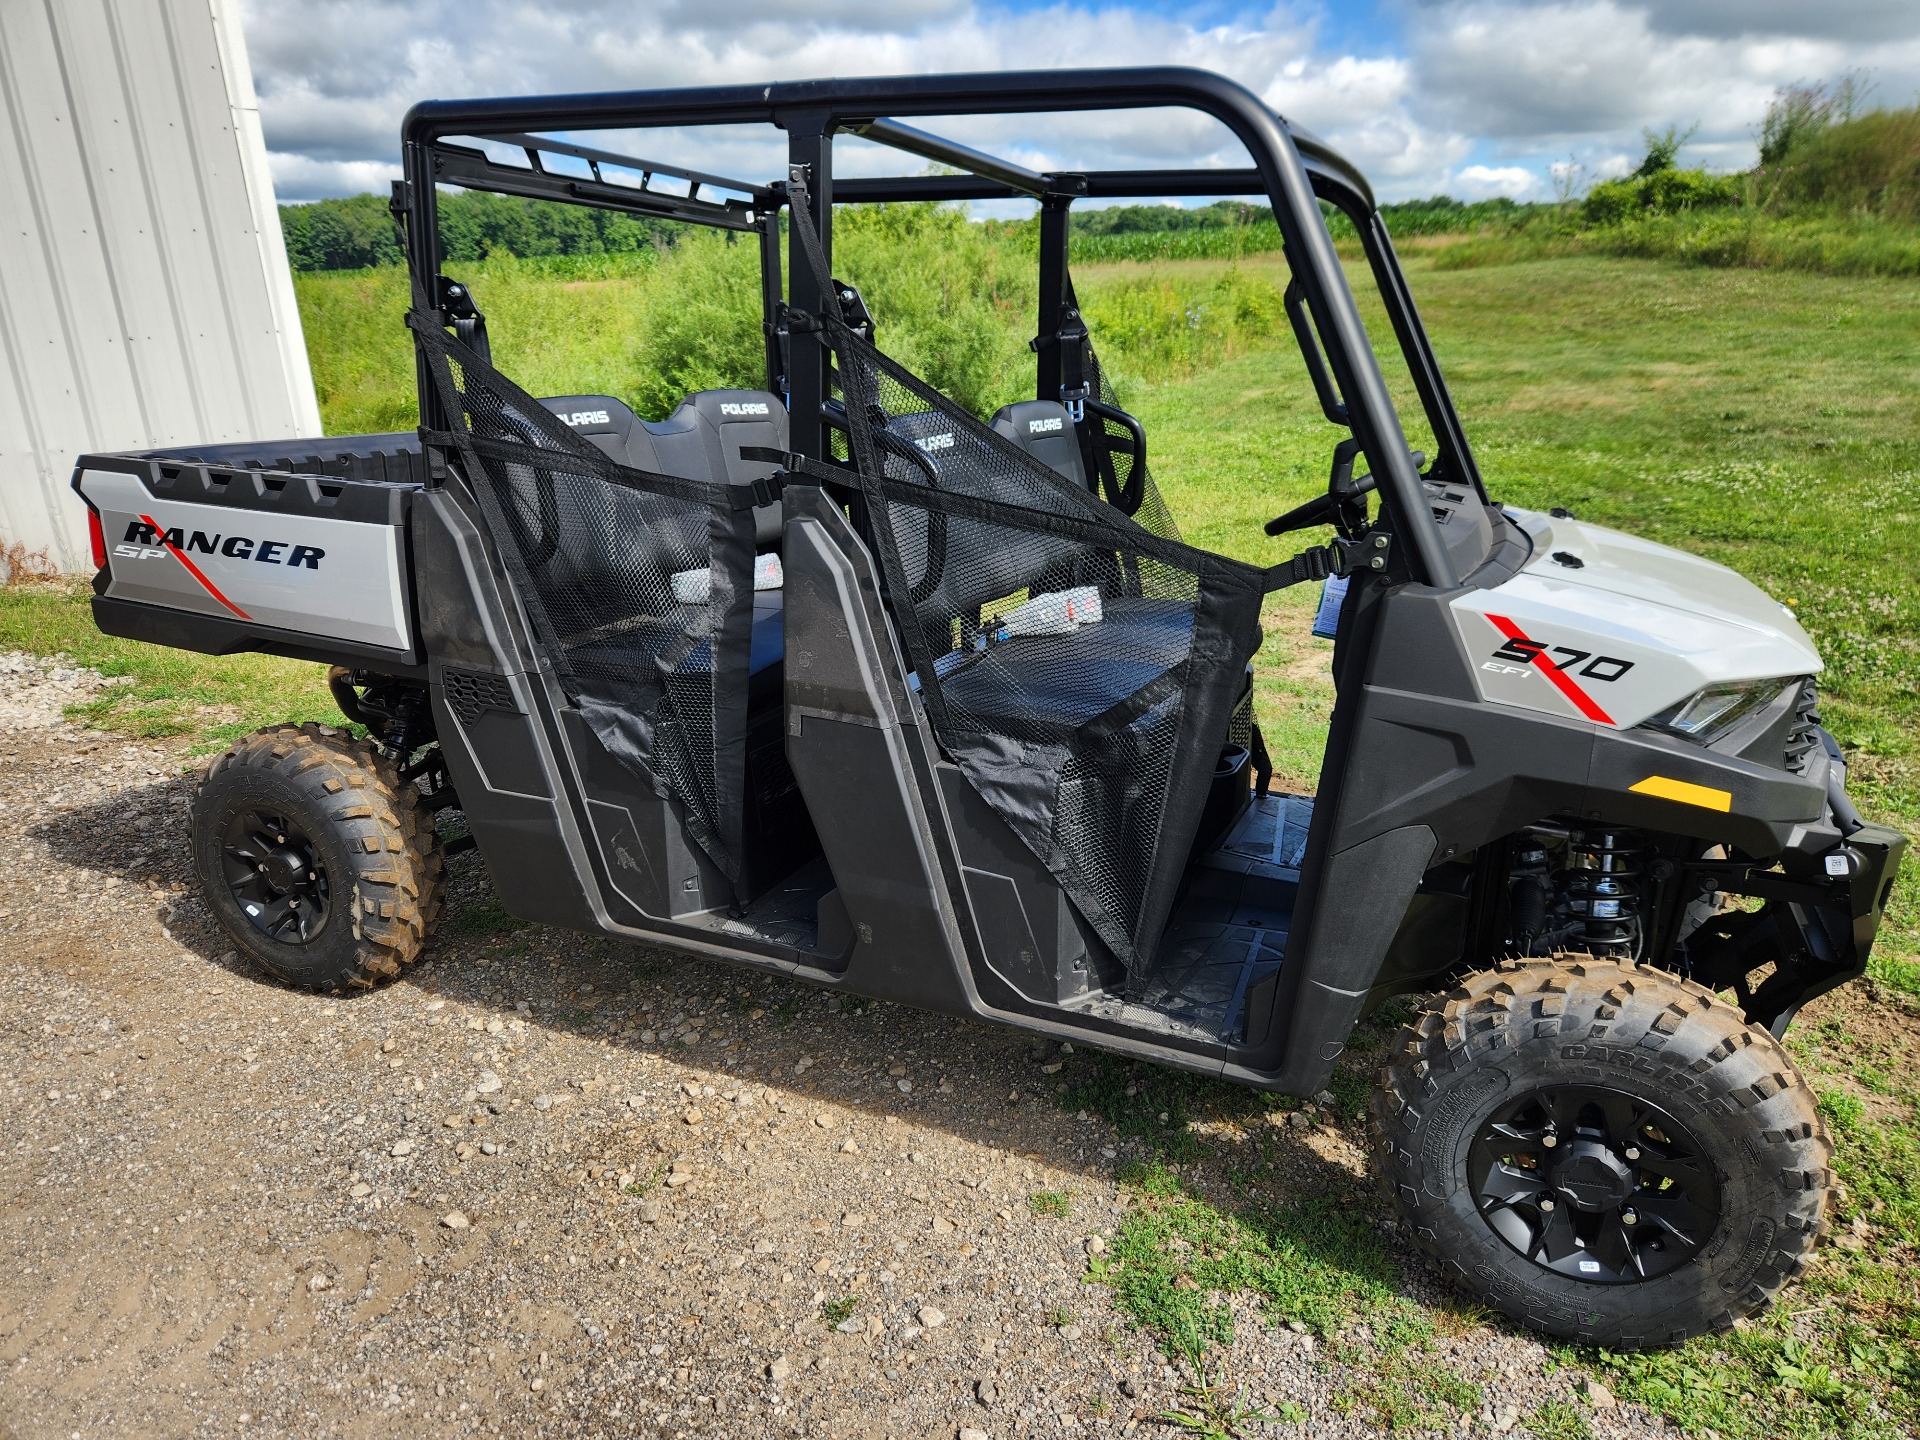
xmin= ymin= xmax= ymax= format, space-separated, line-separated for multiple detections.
xmin=72 ymin=68 xmax=1904 ymax=1346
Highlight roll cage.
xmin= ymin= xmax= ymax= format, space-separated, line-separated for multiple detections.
xmin=396 ymin=66 xmax=1493 ymax=591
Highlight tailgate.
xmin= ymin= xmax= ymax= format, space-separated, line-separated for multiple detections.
xmin=74 ymin=453 xmax=417 ymax=658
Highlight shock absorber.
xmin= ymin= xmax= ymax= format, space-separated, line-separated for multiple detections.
xmin=1507 ymin=835 xmax=1554 ymax=955
xmin=1561 ymin=829 xmax=1645 ymax=957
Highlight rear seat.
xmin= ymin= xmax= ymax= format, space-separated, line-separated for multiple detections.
xmin=891 ymin=398 xmax=1191 ymax=730
xmin=538 ymin=391 xmax=790 ymax=685
xmin=540 ymin=391 xmax=787 ymax=548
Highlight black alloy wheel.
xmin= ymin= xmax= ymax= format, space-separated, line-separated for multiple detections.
xmin=1469 ymin=1085 xmax=1720 ymax=1284
xmin=192 ymin=723 xmax=444 ymax=989
xmin=220 ymin=808 xmax=332 ymax=943
xmin=1372 ymin=956 xmax=1833 ymax=1346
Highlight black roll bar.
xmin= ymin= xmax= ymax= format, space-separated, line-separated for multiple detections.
xmin=400 ymin=66 xmax=1454 ymax=587
xmin=843 ymin=118 xmax=1074 ymax=198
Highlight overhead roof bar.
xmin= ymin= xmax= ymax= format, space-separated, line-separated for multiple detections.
xmin=489 ymin=131 xmax=767 ymax=204
xmin=843 ymin=117 xmax=1074 ymax=197
xmin=429 ymin=138 xmax=764 ymax=230
xmin=832 ymin=167 xmax=1271 ymax=204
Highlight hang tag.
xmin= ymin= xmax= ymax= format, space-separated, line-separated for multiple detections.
xmin=1311 ymin=573 xmax=1349 ymax=640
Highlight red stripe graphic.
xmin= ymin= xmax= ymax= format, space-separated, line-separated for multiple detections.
xmin=1485 ymin=613 xmax=1615 ymax=725
xmin=140 ymin=513 xmax=252 ymax=620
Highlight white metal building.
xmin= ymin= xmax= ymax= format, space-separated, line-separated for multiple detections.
xmin=0 ymin=0 xmax=320 ymax=572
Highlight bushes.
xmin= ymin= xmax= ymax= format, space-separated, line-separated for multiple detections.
xmin=833 ymin=203 xmax=1036 ymax=417
xmin=624 ymin=205 xmax=1038 ymax=420
xmin=628 ymin=232 xmax=766 ymax=418
xmin=1764 ymin=107 xmax=1920 ymax=223
xmin=281 ymin=191 xmax=681 ymax=272
xmin=1581 ymin=168 xmax=1742 ymax=226
xmin=1433 ymin=206 xmax=1920 ymax=279
xmin=1079 ymin=267 xmax=1287 ymax=389
xmin=1433 ymin=100 xmax=1920 ymax=279
xmin=1759 ymin=76 xmax=1871 ymax=166
xmin=292 ymin=204 xmax=1309 ymax=435
xmin=1580 ymin=126 xmax=1742 ymax=226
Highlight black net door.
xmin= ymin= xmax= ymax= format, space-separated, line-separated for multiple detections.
xmin=409 ymin=310 xmax=759 ymax=901
xmin=786 ymin=193 xmax=1274 ymax=988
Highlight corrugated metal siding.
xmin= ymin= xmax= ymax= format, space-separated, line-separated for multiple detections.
xmin=0 ymin=0 xmax=319 ymax=571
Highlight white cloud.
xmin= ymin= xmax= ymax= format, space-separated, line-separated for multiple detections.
xmin=1637 ymin=0 xmax=1917 ymax=43
xmin=1454 ymin=164 xmax=1538 ymax=200
xmin=238 ymin=0 xmax=1470 ymax=199
xmin=238 ymin=0 xmax=1920 ymax=205
xmin=269 ymin=154 xmax=404 ymax=199
xmin=1403 ymin=0 xmax=1920 ymax=175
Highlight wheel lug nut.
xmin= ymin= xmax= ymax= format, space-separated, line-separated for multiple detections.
xmin=1542 ymin=1135 xmax=1557 ymax=1148
xmin=1623 ymin=1146 xmax=1640 ymax=1161
xmin=1539 ymin=1197 xmax=1556 ymax=1212
xmin=1622 ymin=1208 xmax=1638 ymax=1225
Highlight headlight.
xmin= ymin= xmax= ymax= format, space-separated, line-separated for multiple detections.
xmin=1639 ymin=678 xmax=1797 ymax=744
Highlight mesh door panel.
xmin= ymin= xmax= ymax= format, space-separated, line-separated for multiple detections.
xmin=410 ymin=315 xmax=756 ymax=894
xmin=798 ymin=244 xmax=1271 ymax=983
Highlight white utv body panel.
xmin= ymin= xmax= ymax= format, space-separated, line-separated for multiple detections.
xmin=1450 ymin=507 xmax=1821 ymax=730
xmin=77 ymin=465 xmax=412 ymax=652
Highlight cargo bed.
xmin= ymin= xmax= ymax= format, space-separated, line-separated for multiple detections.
xmin=72 ymin=432 xmax=426 ymax=673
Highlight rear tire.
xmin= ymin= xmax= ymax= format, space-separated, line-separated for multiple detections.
xmin=191 ymin=723 xmax=444 ymax=990
xmin=1370 ymin=956 xmax=1831 ymax=1347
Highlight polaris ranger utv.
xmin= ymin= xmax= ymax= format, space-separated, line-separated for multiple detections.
xmin=72 ymin=68 xmax=1903 ymax=1347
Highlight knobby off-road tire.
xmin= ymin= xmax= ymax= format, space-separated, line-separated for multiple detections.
xmin=1370 ymin=956 xmax=1831 ymax=1348
xmin=191 ymin=723 xmax=445 ymax=990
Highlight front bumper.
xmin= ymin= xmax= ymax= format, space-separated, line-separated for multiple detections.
xmin=1685 ymin=817 xmax=1906 ymax=1034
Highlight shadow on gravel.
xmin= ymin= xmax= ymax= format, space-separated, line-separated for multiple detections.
xmin=35 ymin=777 xmax=1397 ymax=1282
xmin=33 ymin=771 xmax=265 ymax=988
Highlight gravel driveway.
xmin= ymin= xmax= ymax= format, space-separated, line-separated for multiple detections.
xmin=0 ymin=653 xmax=1661 ymax=1439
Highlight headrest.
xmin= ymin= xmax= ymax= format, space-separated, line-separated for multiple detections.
xmin=676 ymin=390 xmax=790 ymax=546
xmin=989 ymin=400 xmax=1086 ymax=489
xmin=883 ymin=409 xmax=964 ymax=461
xmin=681 ymin=390 xmax=784 ymax=431
xmin=539 ymin=395 xmax=642 ymax=443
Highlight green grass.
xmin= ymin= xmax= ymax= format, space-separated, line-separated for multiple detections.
xmin=1525 ymin=1398 xmax=1597 ymax=1440
xmin=1028 ymin=1189 xmax=1073 ymax=1219
xmin=1331 ymin=1351 xmax=1487 ymax=1431
xmin=0 ymin=579 xmax=340 ymax=751
xmin=1095 ymin=1154 xmax=1428 ymax=1356
xmin=1432 ymin=206 xmax=1920 ymax=280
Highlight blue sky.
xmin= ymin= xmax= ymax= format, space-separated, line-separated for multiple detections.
xmin=243 ymin=0 xmax=1920 ymax=206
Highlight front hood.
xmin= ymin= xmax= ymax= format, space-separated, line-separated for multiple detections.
xmin=1448 ymin=507 xmax=1820 ymax=730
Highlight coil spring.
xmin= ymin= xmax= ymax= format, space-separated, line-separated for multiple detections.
xmin=1562 ymin=828 xmax=1645 ymax=957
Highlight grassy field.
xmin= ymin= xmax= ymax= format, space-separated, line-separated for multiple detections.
xmin=4 ymin=245 xmax=1916 ymax=1435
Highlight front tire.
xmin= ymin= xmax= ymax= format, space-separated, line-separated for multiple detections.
xmin=1370 ymin=957 xmax=1831 ymax=1347
xmin=191 ymin=723 xmax=444 ymax=990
